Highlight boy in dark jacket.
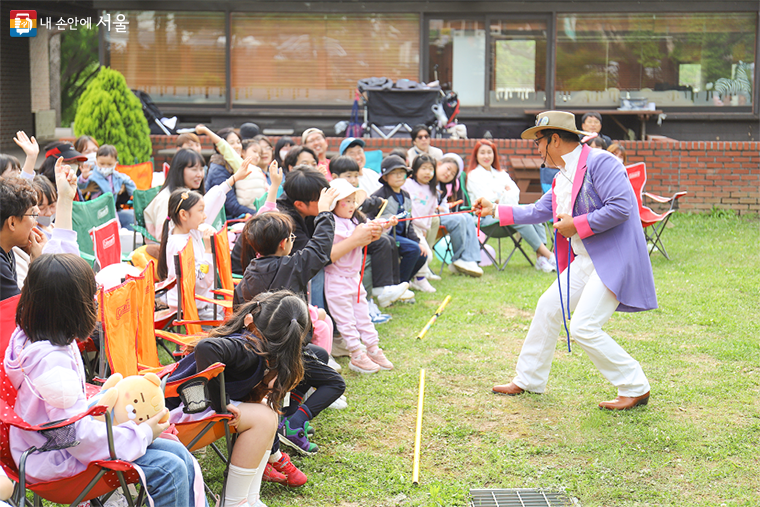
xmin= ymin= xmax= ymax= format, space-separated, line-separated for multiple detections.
xmin=371 ymin=155 xmax=426 ymax=284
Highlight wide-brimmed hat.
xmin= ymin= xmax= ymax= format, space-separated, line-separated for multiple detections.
xmin=328 ymin=178 xmax=359 ymax=211
xmin=521 ymin=111 xmax=593 ymax=140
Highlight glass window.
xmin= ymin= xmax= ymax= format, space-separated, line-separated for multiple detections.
xmin=429 ymin=19 xmax=486 ymax=107
xmin=108 ymin=12 xmax=226 ymax=104
xmin=556 ymin=13 xmax=756 ymax=109
xmin=231 ymin=14 xmax=419 ymax=105
xmin=489 ymin=19 xmax=547 ymax=108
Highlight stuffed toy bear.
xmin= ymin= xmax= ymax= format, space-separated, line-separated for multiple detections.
xmin=90 ymin=372 xmax=169 ymax=425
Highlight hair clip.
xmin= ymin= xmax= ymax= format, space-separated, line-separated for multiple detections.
xmin=175 ymin=192 xmax=190 ymax=214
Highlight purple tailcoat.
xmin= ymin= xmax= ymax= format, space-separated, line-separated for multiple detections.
xmin=498 ymin=145 xmax=657 ymax=312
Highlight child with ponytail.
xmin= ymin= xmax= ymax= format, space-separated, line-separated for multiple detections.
xmin=157 ymin=157 xmax=255 ymax=318
xmin=167 ymin=291 xmax=311 ymax=506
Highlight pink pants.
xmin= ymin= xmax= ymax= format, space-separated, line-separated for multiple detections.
xmin=324 ymin=271 xmax=378 ymax=352
xmin=308 ymin=304 xmax=334 ymax=355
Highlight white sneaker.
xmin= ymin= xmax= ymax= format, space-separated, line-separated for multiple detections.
xmin=376 ymin=282 xmax=410 ymax=308
xmin=328 ymin=394 xmax=348 ymax=410
xmin=535 ymin=256 xmax=555 ymax=273
xmin=367 ymin=297 xmax=381 ymax=317
xmin=427 ymin=272 xmax=442 ymax=281
xmin=410 ymin=277 xmax=436 ymax=293
xmin=448 ymin=263 xmax=461 ymax=275
xmin=399 ymin=289 xmax=415 ymax=300
xmin=327 ymin=355 xmax=342 ymax=373
xmin=452 ymin=260 xmax=483 ymax=277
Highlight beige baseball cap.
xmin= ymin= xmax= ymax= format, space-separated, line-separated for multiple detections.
xmin=521 ymin=111 xmax=593 ymax=140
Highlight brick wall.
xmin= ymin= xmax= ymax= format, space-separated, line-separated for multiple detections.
xmin=145 ymin=136 xmax=759 ymax=215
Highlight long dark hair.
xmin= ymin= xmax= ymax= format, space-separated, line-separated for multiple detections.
xmin=163 ymin=149 xmax=205 ymax=192
xmin=16 ymin=254 xmax=98 ymax=345
xmin=208 ymin=291 xmax=309 ymax=411
xmin=410 ymin=153 xmax=437 ymax=195
xmin=157 ymin=188 xmax=203 ymax=281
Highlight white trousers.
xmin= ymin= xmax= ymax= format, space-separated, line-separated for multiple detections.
xmin=513 ymin=254 xmax=650 ymax=397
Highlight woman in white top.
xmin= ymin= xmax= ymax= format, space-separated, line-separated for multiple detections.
xmin=465 ymin=140 xmax=555 ymax=273
xmin=407 ymin=124 xmax=444 ymax=165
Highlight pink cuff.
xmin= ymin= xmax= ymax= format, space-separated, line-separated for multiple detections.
xmin=497 ymin=205 xmax=514 ymax=226
xmin=574 ymin=214 xmax=594 ymax=239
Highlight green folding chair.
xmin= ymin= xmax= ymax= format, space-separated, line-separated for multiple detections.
xmin=72 ymin=193 xmax=129 ymax=268
xmin=132 ymin=186 xmax=161 ymax=247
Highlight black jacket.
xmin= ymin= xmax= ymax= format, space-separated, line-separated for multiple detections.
xmin=233 ymin=211 xmax=335 ymax=308
xmin=371 ymin=184 xmax=420 ymax=243
xmin=166 ymin=334 xmax=265 ymax=413
xmin=0 ymin=247 xmax=19 ymax=301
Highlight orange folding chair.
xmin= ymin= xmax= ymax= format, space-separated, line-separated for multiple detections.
xmin=0 ymin=295 xmax=145 ymax=507
xmin=160 ymin=240 xmax=231 ymax=340
xmin=626 ymin=162 xmax=688 ymax=260
xmin=210 ymin=226 xmax=240 ymax=318
xmin=97 ymin=268 xmax=236 ymax=455
xmin=117 ymin=160 xmax=154 ymax=191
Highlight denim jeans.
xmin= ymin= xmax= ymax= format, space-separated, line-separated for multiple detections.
xmin=439 ymin=213 xmax=481 ymax=263
xmin=310 ymin=268 xmax=325 ymax=309
xmin=117 ymin=208 xmax=135 ymax=232
xmin=396 ymin=235 xmax=426 ymax=282
xmin=133 ymin=437 xmax=205 ymax=507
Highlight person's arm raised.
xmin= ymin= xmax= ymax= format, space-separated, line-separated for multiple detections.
xmin=13 ymin=131 xmax=39 ymax=179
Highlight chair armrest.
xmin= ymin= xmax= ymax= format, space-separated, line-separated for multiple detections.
xmin=0 ymin=399 xmax=107 ymax=432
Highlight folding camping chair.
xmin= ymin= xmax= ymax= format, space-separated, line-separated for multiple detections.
xmin=89 ymin=218 xmax=125 ymax=269
xmin=460 ymin=171 xmax=533 ymax=270
xmin=432 ymin=225 xmax=455 ymax=276
xmin=117 ymin=161 xmax=154 ymax=191
xmin=132 ymin=186 xmax=161 ymax=247
xmin=72 ymin=192 xmax=119 ymax=267
xmin=626 ymin=162 xmax=687 ymax=260
xmin=0 ymin=295 xmax=145 ymax=507
xmin=361 ymin=81 xmax=442 ymax=139
xmin=96 ymin=270 xmax=236 ymax=455
xmin=155 ymin=240 xmax=230 ymax=348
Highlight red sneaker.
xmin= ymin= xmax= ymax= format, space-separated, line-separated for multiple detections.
xmin=271 ymin=452 xmax=308 ymax=487
xmin=262 ymin=463 xmax=287 ymax=485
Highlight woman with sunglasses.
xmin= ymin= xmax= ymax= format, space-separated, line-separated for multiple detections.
xmin=407 ymin=124 xmax=443 ymax=165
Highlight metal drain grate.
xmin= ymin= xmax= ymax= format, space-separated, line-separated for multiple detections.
xmin=470 ymin=488 xmax=575 ymax=507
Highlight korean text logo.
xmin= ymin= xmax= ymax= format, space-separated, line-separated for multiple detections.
xmin=11 ymin=10 xmax=37 ymax=37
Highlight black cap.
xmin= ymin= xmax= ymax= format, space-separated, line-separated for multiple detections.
xmin=239 ymin=122 xmax=261 ymax=140
xmin=380 ymin=155 xmax=409 ymax=177
xmin=45 ymin=142 xmax=87 ymax=162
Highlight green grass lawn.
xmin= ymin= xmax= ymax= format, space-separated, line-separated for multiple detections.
xmin=199 ymin=213 xmax=759 ymax=507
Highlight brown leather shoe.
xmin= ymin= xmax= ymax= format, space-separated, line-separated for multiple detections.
xmin=598 ymin=391 xmax=650 ymax=410
xmin=492 ymin=383 xmax=526 ymax=396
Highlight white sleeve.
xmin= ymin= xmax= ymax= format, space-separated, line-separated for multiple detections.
xmin=466 ymin=168 xmax=498 ymax=203
xmin=203 ymin=180 xmax=232 ymax=227
xmin=499 ymin=171 xmax=521 ymax=206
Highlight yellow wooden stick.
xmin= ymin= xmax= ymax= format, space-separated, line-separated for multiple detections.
xmin=412 ymin=368 xmax=426 ymax=485
xmin=416 ymin=295 xmax=452 ymax=340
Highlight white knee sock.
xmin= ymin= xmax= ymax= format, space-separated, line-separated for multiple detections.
xmin=224 ymin=464 xmax=257 ymax=507
xmin=247 ymin=451 xmax=271 ymax=506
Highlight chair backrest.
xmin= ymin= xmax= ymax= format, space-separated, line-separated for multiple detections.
xmin=90 ymin=218 xmax=122 ymax=269
xmin=99 ymin=277 xmax=141 ymax=377
xmin=132 ymin=186 xmax=161 ymax=230
xmin=176 ymin=240 xmax=203 ymax=335
xmin=73 ymin=193 xmax=118 ymax=257
xmin=211 ymin=207 xmax=227 ymax=232
xmin=364 ymin=150 xmax=383 ymax=174
xmin=132 ymin=262 xmax=163 ymax=369
xmin=213 ymin=227 xmax=234 ymax=292
xmin=625 ymin=162 xmax=647 ymax=210
xmin=459 ymin=171 xmax=472 ymax=210
xmin=116 ymin=160 xmax=154 ymax=190
xmin=540 ymin=166 xmax=560 ymax=194
xmin=0 ymin=295 xmax=21 ymax=477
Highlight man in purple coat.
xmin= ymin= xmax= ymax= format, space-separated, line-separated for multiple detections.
xmin=474 ymin=111 xmax=656 ymax=410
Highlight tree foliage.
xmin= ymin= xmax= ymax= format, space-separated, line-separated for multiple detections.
xmin=74 ymin=67 xmax=152 ymax=164
xmin=60 ymin=26 xmax=99 ymax=126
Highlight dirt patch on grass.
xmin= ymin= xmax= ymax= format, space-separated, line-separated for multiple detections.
xmin=502 ymin=306 xmax=534 ymax=320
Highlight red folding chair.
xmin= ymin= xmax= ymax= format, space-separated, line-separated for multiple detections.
xmin=626 ymin=162 xmax=687 ymax=260
xmin=90 ymin=218 xmax=123 ymax=269
xmin=0 ymin=295 xmax=144 ymax=507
